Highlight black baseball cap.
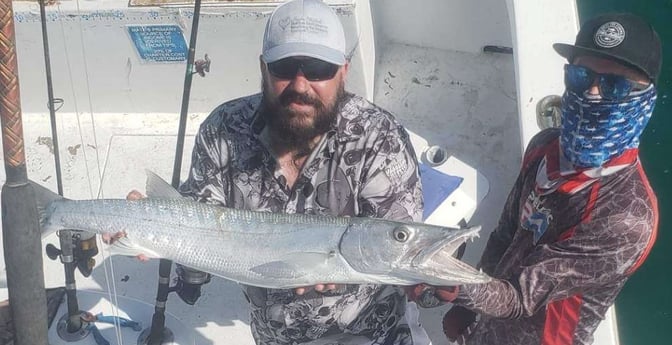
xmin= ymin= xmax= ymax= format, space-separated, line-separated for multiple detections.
xmin=553 ymin=13 xmax=662 ymax=84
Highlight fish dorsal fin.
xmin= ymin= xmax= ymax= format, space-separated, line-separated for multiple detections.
xmin=145 ymin=170 xmax=183 ymax=199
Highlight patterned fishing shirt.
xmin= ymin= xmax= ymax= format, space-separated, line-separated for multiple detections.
xmin=179 ymin=92 xmax=427 ymax=345
xmin=454 ymin=128 xmax=658 ymax=345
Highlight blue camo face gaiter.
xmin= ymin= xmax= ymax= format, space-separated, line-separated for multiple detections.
xmin=560 ymin=85 xmax=657 ymax=167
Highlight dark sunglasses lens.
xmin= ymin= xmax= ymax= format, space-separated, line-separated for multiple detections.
xmin=599 ymin=74 xmax=632 ymax=100
xmin=565 ymin=64 xmax=594 ymax=94
xmin=301 ymin=60 xmax=339 ymax=81
xmin=268 ymin=58 xmax=339 ymax=81
xmin=268 ymin=59 xmax=301 ymax=79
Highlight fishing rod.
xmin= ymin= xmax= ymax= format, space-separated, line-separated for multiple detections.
xmin=34 ymin=0 xmax=105 ymax=342
xmin=141 ymin=0 xmax=208 ymax=343
xmin=0 ymin=0 xmax=50 ymax=343
xmin=39 ymin=0 xmax=64 ymax=196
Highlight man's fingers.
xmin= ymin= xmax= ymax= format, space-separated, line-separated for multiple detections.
xmin=295 ymin=284 xmax=341 ymax=295
xmin=136 ymin=254 xmax=150 ymax=262
xmin=405 ymin=284 xmax=429 ymax=302
xmin=315 ymin=284 xmax=340 ymax=292
xmin=126 ymin=190 xmax=145 ymax=200
xmin=101 ymin=231 xmax=126 ymax=244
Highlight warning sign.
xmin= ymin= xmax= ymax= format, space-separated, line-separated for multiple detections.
xmin=127 ymin=25 xmax=188 ymax=63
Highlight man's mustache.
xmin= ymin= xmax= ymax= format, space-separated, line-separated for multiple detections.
xmin=279 ymin=90 xmax=321 ymax=107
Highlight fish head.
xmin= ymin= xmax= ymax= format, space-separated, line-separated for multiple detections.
xmin=339 ymin=219 xmax=491 ymax=285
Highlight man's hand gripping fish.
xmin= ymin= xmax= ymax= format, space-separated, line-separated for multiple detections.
xmin=33 ymin=171 xmax=490 ymax=289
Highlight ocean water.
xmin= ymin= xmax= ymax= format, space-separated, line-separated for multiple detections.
xmin=577 ymin=1 xmax=672 ymax=344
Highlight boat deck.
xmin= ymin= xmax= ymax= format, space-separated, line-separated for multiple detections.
xmin=0 ymin=1 xmax=619 ymax=344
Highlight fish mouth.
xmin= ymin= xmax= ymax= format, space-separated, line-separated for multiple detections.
xmin=411 ymin=225 xmax=480 ymax=266
xmin=410 ymin=225 xmax=491 ymax=284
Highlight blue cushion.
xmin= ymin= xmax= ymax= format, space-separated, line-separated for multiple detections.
xmin=419 ymin=163 xmax=463 ymax=220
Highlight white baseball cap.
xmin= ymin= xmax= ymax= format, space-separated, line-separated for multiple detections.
xmin=262 ymin=0 xmax=347 ymax=66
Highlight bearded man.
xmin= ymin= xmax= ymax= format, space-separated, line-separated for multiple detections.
xmin=177 ymin=1 xmax=428 ymax=344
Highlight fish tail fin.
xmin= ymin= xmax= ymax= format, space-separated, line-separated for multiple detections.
xmin=145 ymin=170 xmax=183 ymax=199
xmin=28 ymin=180 xmax=66 ymax=238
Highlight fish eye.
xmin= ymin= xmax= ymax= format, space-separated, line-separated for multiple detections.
xmin=393 ymin=226 xmax=412 ymax=243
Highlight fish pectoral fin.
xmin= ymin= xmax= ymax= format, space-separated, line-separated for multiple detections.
xmin=107 ymin=237 xmax=161 ymax=259
xmin=250 ymin=261 xmax=308 ymax=279
xmin=249 ymin=252 xmax=333 ymax=279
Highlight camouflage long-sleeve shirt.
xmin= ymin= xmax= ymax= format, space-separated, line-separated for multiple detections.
xmin=455 ymin=128 xmax=658 ymax=345
xmin=179 ymin=92 xmax=427 ymax=345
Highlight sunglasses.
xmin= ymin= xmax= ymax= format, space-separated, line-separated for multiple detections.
xmin=564 ymin=64 xmax=650 ymax=101
xmin=267 ymin=57 xmax=340 ymax=81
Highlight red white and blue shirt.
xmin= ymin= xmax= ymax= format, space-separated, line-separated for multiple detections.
xmin=456 ymin=128 xmax=658 ymax=345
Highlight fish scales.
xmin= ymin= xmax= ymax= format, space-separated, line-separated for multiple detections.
xmin=34 ymin=173 xmax=492 ymax=288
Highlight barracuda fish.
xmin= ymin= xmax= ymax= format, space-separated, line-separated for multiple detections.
xmin=33 ymin=171 xmax=490 ymax=289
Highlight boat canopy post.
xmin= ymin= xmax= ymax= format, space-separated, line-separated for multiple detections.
xmin=0 ymin=0 xmax=49 ymax=344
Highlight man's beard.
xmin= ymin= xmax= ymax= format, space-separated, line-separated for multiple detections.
xmin=261 ymin=79 xmax=347 ymax=156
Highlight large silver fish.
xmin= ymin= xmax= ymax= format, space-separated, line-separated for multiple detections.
xmin=33 ymin=171 xmax=490 ymax=289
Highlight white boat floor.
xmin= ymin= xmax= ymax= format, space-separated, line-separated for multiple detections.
xmin=372 ymin=42 xmax=521 ymax=344
xmin=0 ymin=288 xmax=201 ymax=345
xmin=372 ymin=43 xmax=619 ymax=345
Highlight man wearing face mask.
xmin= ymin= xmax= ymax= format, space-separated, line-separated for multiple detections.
xmin=408 ymin=13 xmax=661 ymax=345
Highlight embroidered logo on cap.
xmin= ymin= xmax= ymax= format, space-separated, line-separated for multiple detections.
xmin=594 ymin=21 xmax=626 ymax=48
